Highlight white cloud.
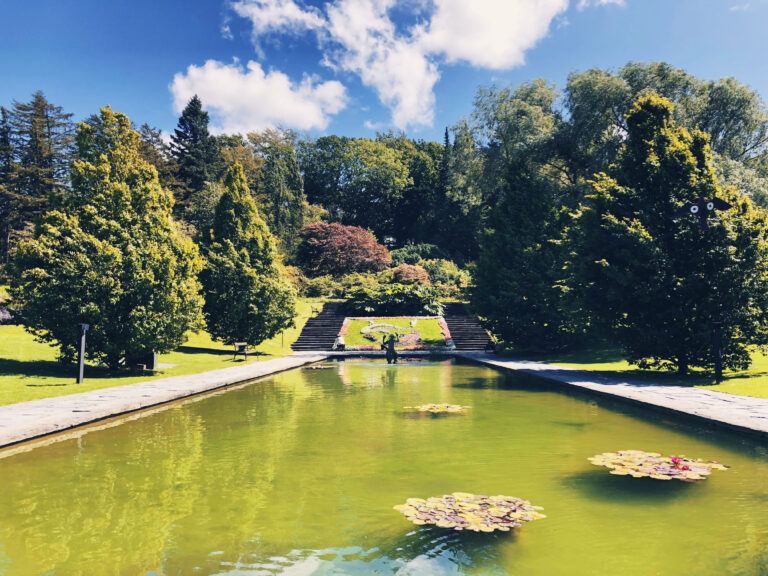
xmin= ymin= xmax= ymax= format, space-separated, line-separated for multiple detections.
xmin=730 ymin=3 xmax=750 ymax=10
xmin=577 ymin=0 xmax=625 ymax=9
xmin=418 ymin=0 xmax=568 ymax=69
xmin=325 ymin=0 xmax=439 ymax=128
xmin=173 ymin=0 xmax=623 ymax=132
xmin=231 ymin=0 xmax=324 ymax=36
xmin=170 ymin=59 xmax=347 ymax=133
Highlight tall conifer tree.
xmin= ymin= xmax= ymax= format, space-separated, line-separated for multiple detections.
xmin=170 ymin=95 xmax=222 ymax=212
xmin=200 ymin=163 xmax=295 ymax=346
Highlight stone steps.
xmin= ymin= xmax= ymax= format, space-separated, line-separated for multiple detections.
xmin=291 ymin=302 xmax=346 ymax=351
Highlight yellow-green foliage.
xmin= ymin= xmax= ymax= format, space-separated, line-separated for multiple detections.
xmin=8 ymin=107 xmax=204 ymax=370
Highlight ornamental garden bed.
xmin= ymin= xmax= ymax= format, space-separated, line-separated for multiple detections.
xmin=337 ymin=316 xmax=454 ymax=350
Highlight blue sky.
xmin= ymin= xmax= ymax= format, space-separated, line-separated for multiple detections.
xmin=1 ymin=0 xmax=766 ymax=142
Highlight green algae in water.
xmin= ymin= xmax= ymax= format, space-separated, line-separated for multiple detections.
xmin=0 ymin=359 xmax=767 ymax=575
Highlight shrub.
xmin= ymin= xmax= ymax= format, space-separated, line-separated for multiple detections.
xmin=296 ymin=222 xmax=391 ymax=277
xmin=421 ymin=258 xmax=471 ymax=287
xmin=346 ymin=283 xmax=443 ymax=316
xmin=304 ymin=275 xmax=340 ymax=298
xmin=390 ymin=243 xmax=449 ymax=266
xmin=392 ymin=263 xmax=430 ymax=285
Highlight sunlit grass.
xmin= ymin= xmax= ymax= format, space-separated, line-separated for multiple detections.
xmin=0 ymin=298 xmax=323 ymax=406
xmin=343 ymin=317 xmax=446 ymax=348
xmin=511 ymin=344 xmax=768 ymax=399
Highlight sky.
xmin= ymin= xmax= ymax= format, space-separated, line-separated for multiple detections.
xmin=1 ymin=0 xmax=767 ymax=142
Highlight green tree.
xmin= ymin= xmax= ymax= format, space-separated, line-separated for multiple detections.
xmin=200 ymin=163 xmax=295 ymax=346
xmin=0 ymin=106 xmax=16 ymax=262
xmin=170 ymin=95 xmax=222 ymax=213
xmin=570 ymin=94 xmax=768 ymax=374
xmin=3 ymin=91 xmax=74 ymax=255
xmin=8 ymin=107 xmax=204 ymax=369
xmin=471 ymin=81 xmax=578 ymax=349
xmin=249 ymin=130 xmax=308 ymax=256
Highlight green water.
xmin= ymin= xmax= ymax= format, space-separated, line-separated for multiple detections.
xmin=0 ymin=359 xmax=767 ymax=575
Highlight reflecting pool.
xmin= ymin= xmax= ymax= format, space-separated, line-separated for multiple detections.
xmin=0 ymin=359 xmax=766 ymax=575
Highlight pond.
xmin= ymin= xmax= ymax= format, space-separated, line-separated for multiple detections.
xmin=0 ymin=359 xmax=766 ymax=575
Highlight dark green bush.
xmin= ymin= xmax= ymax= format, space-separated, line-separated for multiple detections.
xmin=421 ymin=258 xmax=471 ymax=287
xmin=346 ymin=283 xmax=443 ymax=316
xmin=390 ymin=243 xmax=449 ymax=266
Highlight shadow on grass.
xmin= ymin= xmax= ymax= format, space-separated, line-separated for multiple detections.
xmin=177 ymin=345 xmax=267 ymax=357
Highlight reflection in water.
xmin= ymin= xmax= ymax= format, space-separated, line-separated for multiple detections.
xmin=0 ymin=359 xmax=766 ymax=575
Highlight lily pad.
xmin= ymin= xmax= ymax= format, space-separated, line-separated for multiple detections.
xmin=588 ymin=450 xmax=729 ymax=482
xmin=404 ymin=403 xmax=471 ymax=414
xmin=393 ymin=492 xmax=545 ymax=533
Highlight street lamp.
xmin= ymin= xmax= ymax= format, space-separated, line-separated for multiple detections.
xmin=77 ymin=323 xmax=89 ymax=384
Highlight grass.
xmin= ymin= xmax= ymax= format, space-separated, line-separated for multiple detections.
xmin=511 ymin=344 xmax=768 ymax=399
xmin=343 ymin=317 xmax=447 ymax=348
xmin=0 ymin=298 xmax=323 ymax=407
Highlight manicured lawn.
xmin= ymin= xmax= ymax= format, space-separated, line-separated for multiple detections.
xmin=513 ymin=344 xmax=768 ymax=399
xmin=0 ymin=298 xmax=323 ymax=406
xmin=343 ymin=317 xmax=447 ymax=348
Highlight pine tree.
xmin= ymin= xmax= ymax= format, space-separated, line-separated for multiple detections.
xmin=200 ymin=163 xmax=295 ymax=346
xmin=9 ymin=107 xmax=204 ymax=369
xmin=10 ymin=91 xmax=74 ymax=218
xmin=0 ymin=107 xmax=15 ymax=262
xmin=169 ymin=95 xmax=222 ymax=212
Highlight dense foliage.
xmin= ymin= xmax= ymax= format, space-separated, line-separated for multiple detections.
xmin=346 ymin=284 xmax=443 ymax=316
xmin=570 ymin=94 xmax=768 ymax=374
xmin=170 ymin=95 xmax=223 ymax=213
xmin=392 ymin=263 xmax=430 ymax=285
xmin=4 ymin=61 xmax=768 ymax=375
xmin=8 ymin=107 xmax=204 ymax=369
xmin=296 ymin=222 xmax=391 ymax=277
xmin=390 ymin=243 xmax=449 ymax=266
xmin=199 ymin=163 xmax=295 ymax=346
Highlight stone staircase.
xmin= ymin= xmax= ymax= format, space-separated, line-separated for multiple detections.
xmin=291 ymin=301 xmax=493 ymax=352
xmin=291 ymin=302 xmax=346 ymax=351
xmin=443 ymin=303 xmax=494 ymax=351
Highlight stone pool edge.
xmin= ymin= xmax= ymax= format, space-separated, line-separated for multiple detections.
xmin=456 ymin=352 xmax=768 ymax=440
xmin=0 ymin=353 xmax=328 ymax=449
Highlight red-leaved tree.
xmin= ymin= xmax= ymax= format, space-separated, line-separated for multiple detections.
xmin=296 ymin=222 xmax=391 ymax=277
xmin=393 ymin=263 xmax=430 ymax=285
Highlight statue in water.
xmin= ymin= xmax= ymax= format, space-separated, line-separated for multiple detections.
xmin=383 ymin=333 xmax=399 ymax=364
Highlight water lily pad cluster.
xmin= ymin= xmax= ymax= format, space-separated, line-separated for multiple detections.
xmin=405 ymin=403 xmax=470 ymax=414
xmin=394 ymin=492 xmax=545 ymax=532
xmin=588 ymin=450 xmax=729 ymax=481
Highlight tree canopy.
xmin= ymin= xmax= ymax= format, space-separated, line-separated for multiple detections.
xmin=570 ymin=94 xmax=768 ymax=373
xmin=9 ymin=107 xmax=204 ymax=369
xmin=199 ymin=163 xmax=296 ymax=346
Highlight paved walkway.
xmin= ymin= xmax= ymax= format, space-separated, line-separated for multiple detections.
xmin=457 ymin=352 xmax=768 ymax=439
xmin=0 ymin=353 xmax=326 ymax=449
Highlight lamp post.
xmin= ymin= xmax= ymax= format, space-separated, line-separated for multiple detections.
xmin=77 ymin=323 xmax=89 ymax=384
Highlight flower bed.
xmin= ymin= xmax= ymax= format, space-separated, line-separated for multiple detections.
xmin=336 ymin=316 xmax=455 ymax=351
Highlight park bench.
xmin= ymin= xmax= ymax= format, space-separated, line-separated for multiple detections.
xmin=234 ymin=342 xmax=249 ymax=362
